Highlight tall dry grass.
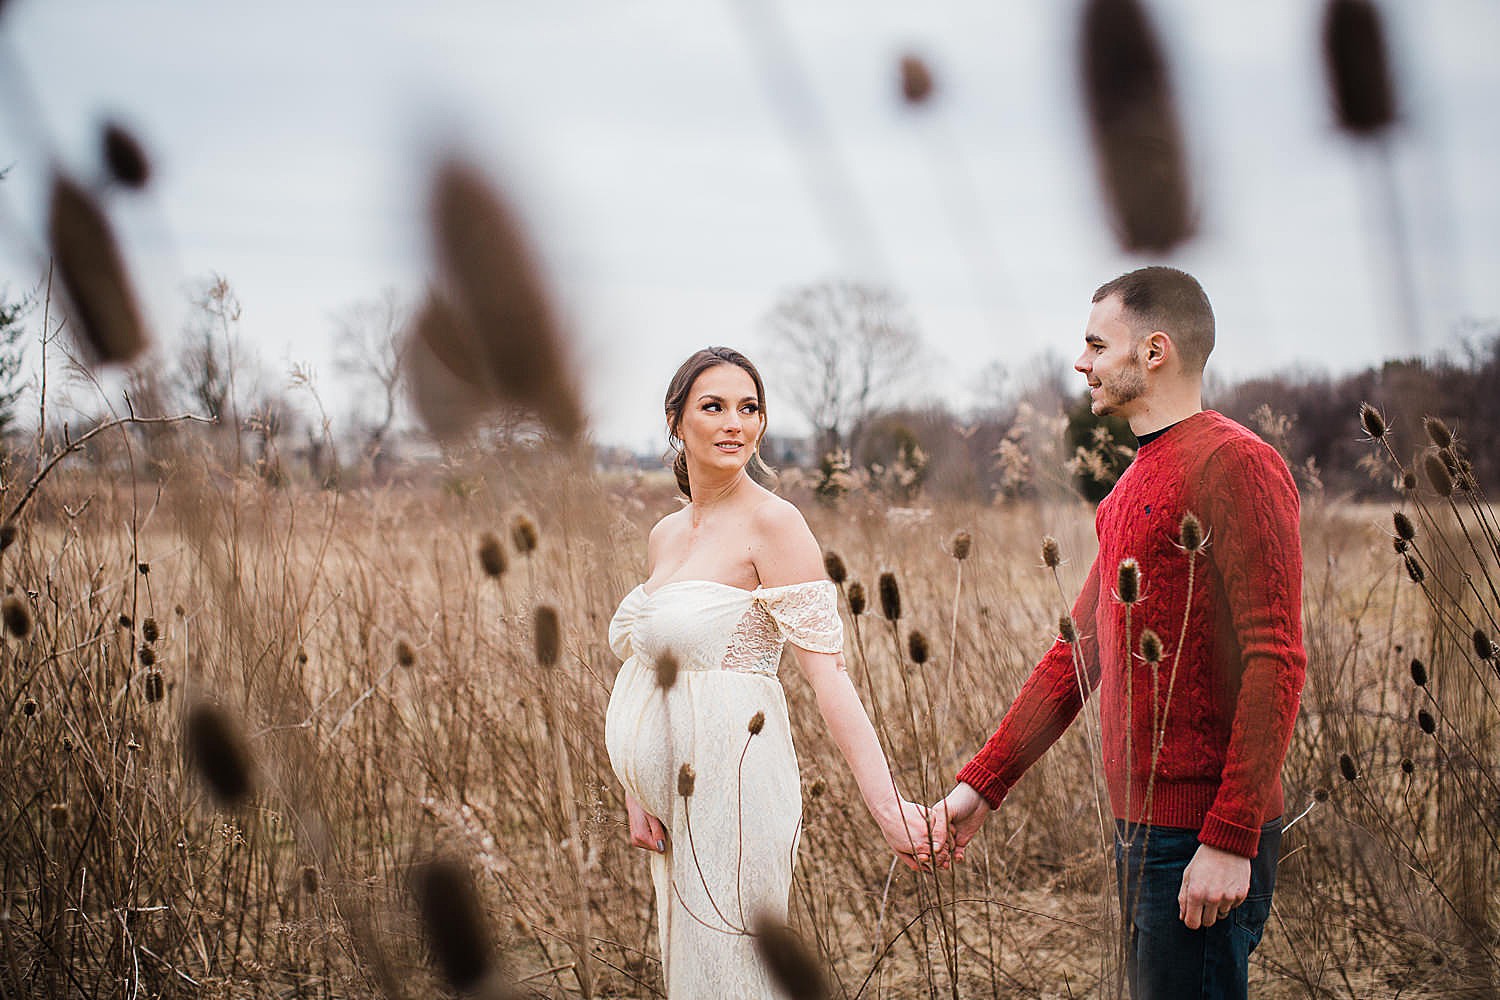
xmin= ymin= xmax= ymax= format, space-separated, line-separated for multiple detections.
xmin=0 ymin=404 xmax=1496 ymax=998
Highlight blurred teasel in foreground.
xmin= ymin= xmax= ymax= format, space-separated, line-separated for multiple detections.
xmin=409 ymin=157 xmax=585 ymax=442
xmin=1321 ymin=0 xmax=1396 ymax=137
xmin=47 ymin=173 xmax=148 ymax=364
xmin=1079 ymin=0 xmax=1193 ymax=252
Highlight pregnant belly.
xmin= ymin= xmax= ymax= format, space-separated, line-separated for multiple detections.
xmin=604 ymin=658 xmax=679 ymax=818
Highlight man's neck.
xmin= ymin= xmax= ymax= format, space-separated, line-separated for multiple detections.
xmin=1126 ymin=386 xmax=1204 ymax=437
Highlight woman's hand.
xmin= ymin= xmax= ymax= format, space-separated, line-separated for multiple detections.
xmin=625 ymin=794 xmax=668 ymax=853
xmin=876 ymin=798 xmax=947 ymax=871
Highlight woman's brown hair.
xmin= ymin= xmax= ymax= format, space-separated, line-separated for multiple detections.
xmin=664 ymin=347 xmax=772 ymax=499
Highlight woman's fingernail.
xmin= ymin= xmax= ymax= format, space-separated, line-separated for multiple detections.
xmin=657 ymin=839 xmax=665 ymax=852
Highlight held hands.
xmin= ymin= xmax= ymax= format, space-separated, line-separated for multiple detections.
xmin=875 ymin=798 xmax=949 ymax=871
xmin=1177 ymin=843 xmax=1250 ymax=929
xmin=625 ymin=794 xmax=668 ymax=854
xmin=934 ymin=783 xmax=993 ymax=864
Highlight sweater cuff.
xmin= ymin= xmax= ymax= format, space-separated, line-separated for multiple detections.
xmin=955 ymin=759 xmax=1014 ymax=810
xmin=1198 ymin=810 xmax=1261 ymax=859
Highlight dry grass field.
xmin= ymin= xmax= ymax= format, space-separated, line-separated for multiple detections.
xmin=0 ymin=417 xmax=1496 ymax=999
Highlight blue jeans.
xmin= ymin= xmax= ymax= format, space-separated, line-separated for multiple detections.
xmin=1114 ymin=818 xmax=1282 ymax=1000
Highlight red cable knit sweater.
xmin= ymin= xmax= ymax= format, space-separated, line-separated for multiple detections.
xmin=957 ymin=410 xmax=1306 ymax=858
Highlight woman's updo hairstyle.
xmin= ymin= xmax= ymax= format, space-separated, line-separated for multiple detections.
xmin=664 ymin=346 xmax=772 ymax=499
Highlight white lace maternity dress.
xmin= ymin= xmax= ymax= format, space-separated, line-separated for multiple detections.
xmin=604 ymin=579 xmax=843 ymax=999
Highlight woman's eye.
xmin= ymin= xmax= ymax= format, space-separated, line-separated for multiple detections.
xmin=703 ymin=402 xmax=720 ymax=412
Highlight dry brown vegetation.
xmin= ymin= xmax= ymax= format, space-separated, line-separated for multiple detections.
xmin=0 ymin=407 xmax=1496 ymax=1000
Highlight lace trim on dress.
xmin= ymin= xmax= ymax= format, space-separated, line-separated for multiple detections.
xmin=718 ymin=581 xmax=844 ymax=674
xmin=760 ymin=581 xmax=843 ymax=654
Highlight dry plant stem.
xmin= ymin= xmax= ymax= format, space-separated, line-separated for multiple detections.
xmin=543 ymin=687 xmax=594 ymax=999
xmin=3 ymin=413 xmax=214 ymax=526
xmin=1143 ymin=548 xmax=1196 ymax=822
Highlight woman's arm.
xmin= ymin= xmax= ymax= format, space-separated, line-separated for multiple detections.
xmin=751 ymin=498 xmax=945 ymax=867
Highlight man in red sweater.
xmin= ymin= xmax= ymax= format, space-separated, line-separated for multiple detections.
xmin=940 ymin=267 xmax=1305 ymax=998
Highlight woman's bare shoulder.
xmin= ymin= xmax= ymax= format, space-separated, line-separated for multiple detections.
xmin=747 ymin=493 xmax=823 ymax=586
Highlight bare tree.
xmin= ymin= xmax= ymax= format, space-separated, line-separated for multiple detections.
xmin=171 ymin=274 xmax=260 ymax=466
xmin=332 ymin=289 xmax=408 ymax=472
xmin=761 ymin=280 xmax=922 ymax=456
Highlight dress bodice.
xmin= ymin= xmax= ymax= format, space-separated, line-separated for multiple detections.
xmin=608 ymin=579 xmax=843 ymax=676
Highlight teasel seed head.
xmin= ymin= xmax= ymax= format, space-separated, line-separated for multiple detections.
xmin=1058 ymin=614 xmax=1077 ymax=643
xmin=118 ymin=614 xmax=133 ymax=630
xmin=141 ymin=617 xmax=160 ymax=643
xmin=3 ymin=595 xmax=32 ymax=639
xmin=0 ymin=522 xmax=16 ymax=551
xmin=1139 ymin=628 xmax=1163 ymax=664
xmin=748 ymin=710 xmax=765 ymax=736
xmin=1322 ymin=0 xmax=1396 ymax=136
xmin=1401 ymin=471 xmax=1417 ymax=492
xmin=1079 ymin=0 xmax=1192 ymax=252
xmin=47 ymin=173 xmax=149 ymax=364
xmin=1358 ymin=401 xmax=1386 ymax=440
xmin=677 ymin=763 xmax=696 ymax=798
xmin=144 ymin=670 xmax=164 ymax=704
xmin=138 ymin=644 xmax=155 ymax=667
xmin=1404 ymin=554 xmax=1424 ymax=584
xmin=296 ymin=647 xmax=308 ymax=665
xmin=808 ymin=777 xmax=827 ymax=799
xmin=1041 ymin=535 xmax=1061 ymax=569
xmin=411 ymin=856 xmax=493 ymax=992
xmin=1117 ymin=558 xmax=1140 ymax=605
xmin=137 ymin=562 xmax=149 ymax=576
xmin=1400 ymin=757 xmax=1414 ymax=776
xmin=1409 ymin=658 xmax=1428 ymax=687
xmin=184 ymin=702 xmax=254 ymax=806
xmin=1179 ymin=512 xmax=1203 ymax=552
xmin=395 ymin=638 xmax=417 ymax=668
xmin=846 ymin=581 xmax=867 ymax=616
xmin=428 ymin=157 xmax=585 ymax=440
xmin=899 ymin=54 xmax=935 ymax=105
xmin=654 ymin=651 xmax=680 ymax=691
xmin=1423 ymin=416 xmax=1452 ymax=449
xmin=301 ymin=865 xmax=320 ymax=895
xmin=1423 ymin=451 xmax=1453 ymax=498
xmin=22 ymin=697 xmax=37 ymax=717
xmin=1417 ymin=708 xmax=1436 ymax=735
xmin=907 ymin=630 xmax=930 ymax=665
xmin=1313 ymin=786 xmax=1330 ymax=803
xmin=1338 ymin=752 xmax=1359 ymax=782
xmin=1392 ymin=537 xmax=1408 ymax=554
xmin=1473 ymin=630 xmax=1494 ymax=662
xmin=510 ymin=514 xmax=538 ymax=555
xmin=1392 ymin=510 xmax=1415 ymax=541
xmin=477 ymin=532 xmax=507 ymax=578
xmin=877 ymin=572 xmax=901 ymax=621
xmin=49 ymin=802 xmax=69 ymax=828
xmin=822 ymin=550 xmax=847 ymax=585
xmin=950 ymin=531 xmax=972 ymax=560
xmin=533 ymin=605 xmax=560 ymax=667
xmin=101 ymin=122 xmax=151 ymax=188
xmin=752 ymin=914 xmax=829 ymax=1000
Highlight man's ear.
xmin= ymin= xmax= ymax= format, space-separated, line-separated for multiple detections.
xmin=1142 ymin=331 xmax=1171 ymax=370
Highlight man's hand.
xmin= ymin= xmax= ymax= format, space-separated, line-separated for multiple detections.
xmin=935 ymin=783 xmax=993 ymax=863
xmin=1178 ymin=842 xmax=1250 ymax=929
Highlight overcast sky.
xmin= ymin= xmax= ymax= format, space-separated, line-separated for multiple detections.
xmin=1 ymin=0 xmax=1497 ymax=451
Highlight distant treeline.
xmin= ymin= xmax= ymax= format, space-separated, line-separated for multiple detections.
xmin=847 ymin=329 xmax=1500 ymax=504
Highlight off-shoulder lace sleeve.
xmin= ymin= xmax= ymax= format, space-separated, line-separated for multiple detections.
xmin=608 ymin=586 xmax=647 ymax=660
xmin=758 ymin=581 xmax=843 ymax=654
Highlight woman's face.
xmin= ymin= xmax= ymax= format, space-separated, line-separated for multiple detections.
xmin=674 ymin=363 xmax=764 ymax=475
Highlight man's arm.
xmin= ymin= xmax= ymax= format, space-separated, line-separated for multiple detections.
xmin=950 ymin=555 xmax=1104 ymax=823
xmin=1195 ymin=437 xmax=1307 ymax=857
xmin=1177 ymin=436 xmax=1305 ymax=928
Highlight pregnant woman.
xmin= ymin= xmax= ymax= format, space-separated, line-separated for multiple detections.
xmin=604 ymin=347 xmax=941 ymax=998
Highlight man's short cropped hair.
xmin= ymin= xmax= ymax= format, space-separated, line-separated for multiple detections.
xmin=1092 ymin=266 xmax=1215 ymax=373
